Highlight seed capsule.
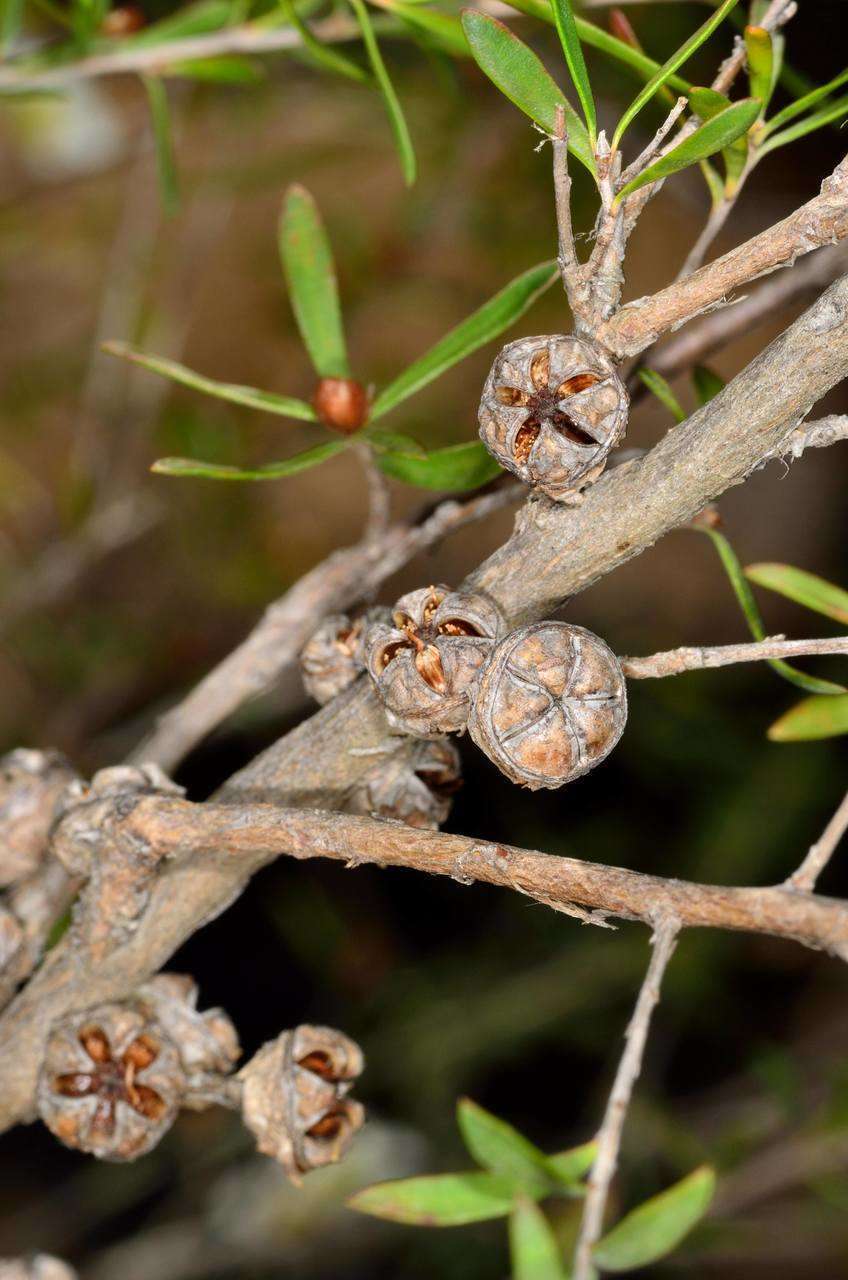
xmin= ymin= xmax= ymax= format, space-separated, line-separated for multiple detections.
xmin=300 ymin=609 xmax=386 ymax=705
xmin=367 ymin=585 xmax=504 ymax=736
xmin=468 ymin=621 xmax=627 ymax=789
xmin=37 ymin=1002 xmax=185 ymax=1161
xmin=478 ymin=335 xmax=628 ymax=501
xmin=239 ymin=1025 xmax=364 ymax=1181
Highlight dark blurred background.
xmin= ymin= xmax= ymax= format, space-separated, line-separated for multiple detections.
xmin=1 ymin=1 xmax=847 ymax=1276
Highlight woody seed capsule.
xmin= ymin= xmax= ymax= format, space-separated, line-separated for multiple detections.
xmin=468 ymin=621 xmax=627 ymax=789
xmin=478 ymin=334 xmax=628 ymax=501
xmin=367 ymin=585 xmax=504 ymax=736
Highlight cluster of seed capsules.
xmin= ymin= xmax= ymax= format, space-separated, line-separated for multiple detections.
xmin=299 ymin=333 xmax=630 ymax=809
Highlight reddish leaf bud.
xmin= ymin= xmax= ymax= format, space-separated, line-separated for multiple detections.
xmin=312 ymin=378 xmax=369 ymax=435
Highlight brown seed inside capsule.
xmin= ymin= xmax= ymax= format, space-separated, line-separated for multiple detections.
xmin=557 ymin=372 xmax=600 ymax=396
xmin=312 ymin=378 xmax=369 ymax=435
xmin=306 ymin=1109 xmax=345 ymax=1140
xmin=513 ymin=423 xmax=540 ymax=464
xmin=529 ymin=348 xmax=550 ymax=389
xmin=298 ymin=1050 xmax=336 ymax=1079
xmin=415 ymin=645 xmax=447 ymax=692
xmin=495 ymin=385 xmax=529 ymax=406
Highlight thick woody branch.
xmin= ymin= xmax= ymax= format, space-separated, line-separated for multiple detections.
xmin=621 ymin=636 xmax=848 ymax=680
xmin=573 ymin=921 xmax=679 ymax=1280
xmin=1 ymin=795 xmax=847 ymax=1134
xmin=598 ymin=157 xmax=848 ymax=358
xmin=641 ymin=245 xmax=848 ymax=386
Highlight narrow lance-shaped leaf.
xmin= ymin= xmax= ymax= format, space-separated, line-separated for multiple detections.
xmin=375 ymin=440 xmax=502 ymax=491
xmin=687 ymin=86 xmax=731 ymax=122
xmin=612 ymin=0 xmax=742 ymax=150
xmin=744 ymin=563 xmax=848 ymax=626
xmin=744 ymin=25 xmax=773 ymax=112
xmin=550 ymin=0 xmax=596 ymax=143
xmin=142 ymin=76 xmax=179 ymax=216
xmin=151 ymin=440 xmax=347 ymax=481
xmin=371 ymin=260 xmax=558 ymax=420
xmin=457 ymin=1099 xmax=556 ymax=1194
xmin=697 ymin=527 xmax=846 ymax=695
xmin=638 ymin=369 xmax=685 ymax=423
xmin=546 ymin=1140 xmax=597 ymax=1194
xmin=279 ymin=185 xmax=350 ymax=379
xmin=348 ymin=1171 xmax=522 ymax=1226
xmin=761 ymin=65 xmax=848 ymax=138
xmin=348 ymin=0 xmax=417 ymax=186
xmin=593 ymin=1167 xmax=716 ymax=1272
xmin=120 ymin=0 xmax=231 ymax=46
xmin=758 ymin=94 xmax=848 ymax=158
xmin=461 ymin=10 xmax=594 ymax=175
xmin=510 ymin=1197 xmax=570 ymax=1280
xmin=102 ymin=343 xmax=318 ymax=422
xmin=282 ymin=0 xmax=370 ymax=83
xmin=616 ymin=99 xmax=760 ymax=203
xmin=768 ymin=695 xmax=848 ymax=743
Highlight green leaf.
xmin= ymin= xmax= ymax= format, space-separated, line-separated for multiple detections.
xmin=279 ymin=184 xmax=350 ymax=379
xmin=281 ymin=0 xmax=369 ymax=82
xmin=348 ymin=0 xmax=416 ymax=186
xmin=687 ymin=85 xmax=731 ymax=122
xmin=593 ymin=1166 xmax=715 ymax=1272
xmin=744 ymin=564 xmax=848 ymax=626
xmin=364 ymin=428 xmax=427 ymax=458
xmin=744 ymin=25 xmax=773 ymax=111
xmin=550 ymin=0 xmax=595 ymax=142
xmin=102 ymin=342 xmax=317 ymax=421
xmin=768 ymin=694 xmax=848 ymax=742
xmin=1 ymin=0 xmax=24 ymax=55
xmin=160 ymin=55 xmax=264 ymax=83
xmin=692 ymin=364 xmax=725 ymax=405
xmin=457 ymin=1098 xmax=556 ymax=1194
xmin=460 ymin=10 xmax=594 ymax=174
xmin=370 ymin=260 xmax=558 ymax=420
xmin=612 ymin=0 xmax=742 ymax=149
xmin=638 ymin=369 xmax=685 ymax=423
xmin=547 ymin=1140 xmax=597 ymax=1192
xmin=376 ymin=440 xmax=501 ymax=490
xmin=122 ymin=0 xmax=231 ymax=47
xmin=142 ymin=76 xmax=179 ymax=216
xmin=510 ymin=1197 xmax=570 ymax=1280
xmin=348 ymin=1171 xmax=522 ymax=1225
xmin=151 ymin=440 xmax=347 ymax=480
xmin=758 ymin=94 xmax=848 ymax=157
xmin=698 ymin=527 xmax=846 ymax=695
xmin=761 ymin=65 xmax=848 ymax=138
xmin=616 ymin=99 xmax=760 ymax=203
xmin=699 ymin=158 xmax=725 ymax=210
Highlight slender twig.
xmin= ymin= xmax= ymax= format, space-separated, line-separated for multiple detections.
xmin=355 ymin=442 xmax=392 ymax=544
xmin=573 ymin=919 xmax=680 ymax=1280
xmin=638 ymin=245 xmax=848 ymax=389
xmin=621 ymin=636 xmax=848 ymax=680
xmin=785 ymin=789 xmax=848 ymax=893
xmin=771 ymin=414 xmax=848 ymax=461
xmin=598 ymin=155 xmax=848 ymax=358
xmin=619 ymin=96 xmax=688 ymax=189
xmin=552 ymin=106 xmax=589 ymax=324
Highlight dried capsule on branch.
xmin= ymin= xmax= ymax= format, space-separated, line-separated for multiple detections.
xmin=137 ymin=974 xmax=240 ymax=1079
xmin=239 ymin=1025 xmax=364 ymax=1181
xmin=300 ymin=609 xmax=386 ymax=705
xmin=37 ymin=1002 xmax=185 ymax=1161
xmin=478 ymin=335 xmax=628 ymax=501
xmin=367 ymin=585 xmax=504 ymax=735
xmin=468 ymin=622 xmax=627 ymax=790
xmin=347 ymin=737 xmax=462 ymax=829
